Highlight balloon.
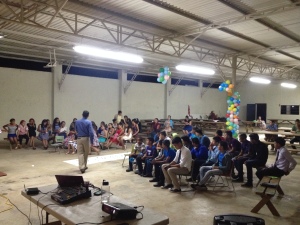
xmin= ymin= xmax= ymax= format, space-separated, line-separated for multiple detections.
xmin=236 ymin=125 xmax=239 ymax=129
xmin=229 ymin=126 xmax=233 ymax=130
xmin=162 ymin=80 xmax=167 ymax=84
xmin=219 ymin=86 xmax=223 ymax=91
xmin=230 ymin=114 xmax=233 ymax=118
xmin=164 ymin=75 xmax=169 ymax=80
xmin=226 ymin=122 xmax=230 ymax=125
xmin=157 ymin=78 xmax=160 ymax=82
xmin=168 ymin=71 xmax=171 ymax=76
xmin=159 ymin=68 xmax=164 ymax=72
xmin=157 ymin=73 xmax=161 ymax=77
xmin=164 ymin=66 xmax=169 ymax=72
xmin=159 ymin=77 xmax=164 ymax=82
xmin=160 ymin=72 xmax=164 ymax=76
xmin=228 ymin=92 xmax=233 ymax=96
xmin=229 ymin=84 xmax=234 ymax=89
xmin=226 ymin=80 xmax=230 ymax=84
xmin=233 ymin=108 xmax=237 ymax=112
xmin=230 ymin=119 xmax=233 ymax=122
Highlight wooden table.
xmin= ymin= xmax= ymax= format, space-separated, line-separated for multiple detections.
xmin=278 ymin=127 xmax=292 ymax=131
xmin=251 ymin=176 xmax=283 ymax=216
xmin=256 ymin=130 xmax=300 ymax=137
xmin=192 ymin=121 xmax=226 ymax=131
xmin=22 ymin=184 xmax=169 ymax=225
xmin=268 ymin=119 xmax=295 ymax=125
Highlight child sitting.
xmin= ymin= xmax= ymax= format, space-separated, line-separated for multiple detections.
xmin=126 ymin=138 xmax=146 ymax=172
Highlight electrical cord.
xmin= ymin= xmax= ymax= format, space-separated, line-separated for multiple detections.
xmin=75 ymin=216 xmax=113 ymax=225
xmin=0 ymin=194 xmax=33 ymax=225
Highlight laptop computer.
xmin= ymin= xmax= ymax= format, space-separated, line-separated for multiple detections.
xmin=55 ymin=175 xmax=84 ymax=187
xmin=51 ymin=175 xmax=91 ymax=204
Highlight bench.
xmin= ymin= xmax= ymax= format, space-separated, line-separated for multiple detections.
xmin=251 ymin=176 xmax=282 ymax=216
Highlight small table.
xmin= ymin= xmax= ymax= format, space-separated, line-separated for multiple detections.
xmin=251 ymin=176 xmax=283 ymax=216
xmin=22 ymin=184 xmax=169 ymax=225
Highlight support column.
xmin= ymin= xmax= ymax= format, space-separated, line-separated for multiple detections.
xmin=164 ymin=78 xmax=171 ymax=118
xmin=52 ymin=64 xmax=62 ymax=121
xmin=199 ymin=79 xmax=203 ymax=98
xmin=118 ymin=69 xmax=127 ymax=111
xmin=232 ymin=56 xmax=237 ymax=89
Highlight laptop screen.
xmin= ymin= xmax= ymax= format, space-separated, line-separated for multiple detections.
xmin=55 ymin=175 xmax=84 ymax=187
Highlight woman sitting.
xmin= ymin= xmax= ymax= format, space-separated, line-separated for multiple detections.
xmin=119 ymin=123 xmax=133 ymax=150
xmin=132 ymin=119 xmax=140 ymax=140
xmin=64 ymin=128 xmax=77 ymax=154
xmin=105 ymin=123 xmax=124 ymax=149
xmin=17 ymin=120 xmax=29 ymax=148
xmin=37 ymin=119 xmax=49 ymax=149
xmin=3 ymin=118 xmax=20 ymax=149
xmin=58 ymin=121 xmax=68 ymax=139
xmin=98 ymin=124 xmax=108 ymax=148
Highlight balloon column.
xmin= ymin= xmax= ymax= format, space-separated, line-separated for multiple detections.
xmin=157 ymin=67 xmax=171 ymax=84
xmin=218 ymin=80 xmax=241 ymax=138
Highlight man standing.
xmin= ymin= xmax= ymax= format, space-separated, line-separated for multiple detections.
xmin=256 ymin=137 xmax=297 ymax=180
xmin=75 ymin=110 xmax=94 ymax=173
xmin=161 ymin=137 xmax=192 ymax=193
xmin=241 ymin=133 xmax=268 ymax=187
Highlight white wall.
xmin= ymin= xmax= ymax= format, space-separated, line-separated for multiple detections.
xmin=1 ymin=66 xmax=300 ymax=128
xmin=237 ymin=81 xmax=300 ymax=121
xmin=0 ymin=67 xmax=52 ymax=125
xmin=167 ymin=85 xmax=227 ymax=119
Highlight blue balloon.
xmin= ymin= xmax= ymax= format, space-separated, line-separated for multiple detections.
xmin=219 ymin=86 xmax=223 ymax=91
xmin=157 ymin=78 xmax=160 ymax=82
xmin=160 ymin=72 xmax=164 ymax=76
xmin=230 ymin=97 xmax=234 ymax=101
xmin=164 ymin=66 xmax=169 ymax=71
xmin=162 ymin=80 xmax=167 ymax=84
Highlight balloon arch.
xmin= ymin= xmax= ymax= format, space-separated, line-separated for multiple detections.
xmin=218 ymin=80 xmax=241 ymax=138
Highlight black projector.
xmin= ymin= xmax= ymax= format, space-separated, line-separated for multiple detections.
xmin=102 ymin=202 xmax=138 ymax=220
xmin=214 ymin=214 xmax=265 ymax=225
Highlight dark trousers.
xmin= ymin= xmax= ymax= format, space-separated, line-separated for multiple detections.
xmin=154 ymin=164 xmax=165 ymax=185
xmin=234 ymin=157 xmax=249 ymax=179
xmin=136 ymin=155 xmax=145 ymax=174
xmin=192 ymin=159 xmax=206 ymax=180
xmin=245 ymin=159 xmax=265 ymax=184
xmin=19 ymin=134 xmax=29 ymax=145
xmin=290 ymin=137 xmax=300 ymax=149
xmin=144 ymin=158 xmax=154 ymax=175
xmin=256 ymin=166 xmax=285 ymax=180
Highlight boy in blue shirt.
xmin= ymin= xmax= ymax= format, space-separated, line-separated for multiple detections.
xmin=136 ymin=137 xmax=157 ymax=176
xmin=150 ymin=140 xmax=176 ymax=187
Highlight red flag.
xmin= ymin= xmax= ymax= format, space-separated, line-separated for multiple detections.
xmin=188 ymin=105 xmax=190 ymax=116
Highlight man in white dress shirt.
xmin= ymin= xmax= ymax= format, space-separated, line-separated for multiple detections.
xmin=256 ymin=137 xmax=297 ymax=180
xmin=161 ymin=137 xmax=192 ymax=193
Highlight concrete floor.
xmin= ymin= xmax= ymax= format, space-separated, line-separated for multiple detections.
xmin=0 ymin=133 xmax=300 ymax=225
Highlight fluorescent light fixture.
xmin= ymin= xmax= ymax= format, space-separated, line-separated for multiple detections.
xmin=249 ymin=77 xmax=271 ymax=84
xmin=73 ymin=45 xmax=143 ymax=63
xmin=0 ymin=35 xmax=4 ymax=39
xmin=281 ymin=83 xmax=297 ymax=88
xmin=176 ymin=65 xmax=215 ymax=75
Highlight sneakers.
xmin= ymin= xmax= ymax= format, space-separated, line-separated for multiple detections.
xmin=143 ymin=174 xmax=153 ymax=178
xmin=126 ymin=168 xmax=133 ymax=172
xmin=149 ymin=178 xmax=158 ymax=182
xmin=241 ymin=182 xmax=253 ymax=188
xmin=153 ymin=183 xmax=164 ymax=187
xmin=161 ymin=184 xmax=173 ymax=189
xmin=170 ymin=188 xmax=181 ymax=193
xmin=191 ymin=184 xmax=207 ymax=191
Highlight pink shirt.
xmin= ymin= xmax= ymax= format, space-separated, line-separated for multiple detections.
xmin=18 ymin=124 xmax=28 ymax=135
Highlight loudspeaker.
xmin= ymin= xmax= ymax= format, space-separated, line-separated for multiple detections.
xmin=213 ymin=214 xmax=265 ymax=225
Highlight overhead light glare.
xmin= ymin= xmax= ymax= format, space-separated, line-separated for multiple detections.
xmin=73 ymin=45 xmax=143 ymax=63
xmin=281 ymin=83 xmax=297 ymax=88
xmin=0 ymin=35 xmax=4 ymax=39
xmin=176 ymin=65 xmax=215 ymax=75
xmin=249 ymin=77 xmax=271 ymax=84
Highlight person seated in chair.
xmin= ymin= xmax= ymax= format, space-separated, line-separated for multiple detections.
xmin=161 ymin=137 xmax=192 ymax=193
xmin=150 ymin=140 xmax=176 ymax=187
xmin=191 ymin=141 xmax=232 ymax=190
xmin=201 ymin=136 xmax=221 ymax=167
xmin=290 ymin=119 xmax=300 ymax=149
xmin=225 ymin=130 xmax=241 ymax=157
xmin=182 ymin=120 xmax=193 ymax=136
xmin=232 ymin=133 xmax=251 ymax=182
xmin=181 ymin=135 xmax=193 ymax=151
xmin=195 ymin=128 xmax=211 ymax=148
xmin=126 ymin=138 xmax=145 ymax=172
xmin=241 ymin=133 xmax=268 ymax=188
xmin=189 ymin=138 xmax=208 ymax=181
xmin=136 ymin=138 xmax=157 ymax=177
xmin=216 ymin=129 xmax=225 ymax=141
xmin=256 ymin=137 xmax=297 ymax=181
